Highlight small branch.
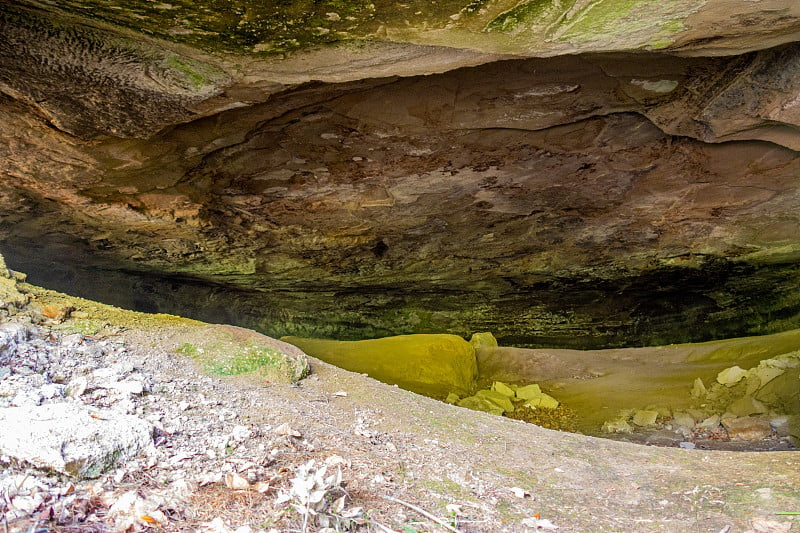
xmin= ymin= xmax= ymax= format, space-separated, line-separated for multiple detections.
xmin=383 ymin=495 xmax=462 ymax=533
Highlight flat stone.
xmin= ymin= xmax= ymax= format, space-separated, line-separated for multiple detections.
xmin=632 ymin=410 xmax=659 ymax=427
xmin=602 ymin=419 xmax=633 ymax=434
xmin=672 ymin=412 xmax=696 ymax=429
xmin=457 ymin=395 xmax=504 ymax=416
xmin=698 ymin=414 xmax=721 ymax=430
xmin=746 ymin=366 xmax=785 ymax=395
xmin=474 ymin=389 xmax=515 ymax=413
xmin=514 ymin=384 xmax=543 ymax=401
xmin=524 ymin=393 xmax=559 ymax=410
xmin=716 ymin=366 xmax=747 ymax=387
xmin=490 ymin=381 xmax=515 ymax=398
xmin=0 ymin=403 xmax=153 ymax=478
xmin=722 ymin=417 xmax=772 ymax=441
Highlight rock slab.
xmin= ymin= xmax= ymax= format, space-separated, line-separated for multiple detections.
xmin=0 ymin=402 xmax=153 ymax=478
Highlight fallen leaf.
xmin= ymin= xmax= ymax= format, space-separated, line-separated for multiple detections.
xmin=254 ymin=481 xmax=272 ymax=493
xmin=324 ymin=454 xmax=349 ymax=467
xmin=224 ymin=472 xmax=250 ymax=490
xmin=275 ymin=423 xmax=302 ymax=437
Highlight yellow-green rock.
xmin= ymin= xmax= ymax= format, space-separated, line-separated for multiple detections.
xmin=474 ymin=389 xmax=515 ymax=413
xmin=282 ymin=334 xmax=478 ymax=397
xmin=457 ymin=395 xmax=505 ymax=416
xmin=514 ymin=384 xmax=542 ymax=401
xmin=717 ymin=366 xmax=747 ymax=387
xmin=632 ymin=409 xmax=659 ymax=427
xmin=445 ymin=392 xmax=461 ymax=404
xmin=491 ymin=381 xmax=515 ymax=398
xmin=469 ymin=332 xmax=498 ymax=349
xmin=524 ymin=393 xmax=559 ymax=410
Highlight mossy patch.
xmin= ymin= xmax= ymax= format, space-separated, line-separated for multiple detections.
xmin=176 ymin=325 xmax=310 ymax=383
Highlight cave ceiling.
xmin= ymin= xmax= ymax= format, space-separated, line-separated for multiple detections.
xmin=0 ymin=0 xmax=799 ymax=346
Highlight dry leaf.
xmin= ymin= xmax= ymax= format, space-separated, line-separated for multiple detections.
xmin=275 ymin=423 xmax=301 ymax=437
xmin=324 ymin=454 xmax=349 ymax=467
xmin=254 ymin=481 xmax=272 ymax=493
xmin=224 ymin=472 xmax=250 ymax=490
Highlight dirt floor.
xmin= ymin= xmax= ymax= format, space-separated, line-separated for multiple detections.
xmin=1 ymin=278 xmax=799 ymax=532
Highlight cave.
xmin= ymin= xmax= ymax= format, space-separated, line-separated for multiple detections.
xmin=1 ymin=0 xmax=800 ymax=445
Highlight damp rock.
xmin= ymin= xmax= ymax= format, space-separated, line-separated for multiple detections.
xmin=473 ymin=389 xmax=514 ymax=413
xmin=490 ymin=381 xmax=515 ymax=397
xmin=722 ymin=416 xmax=773 ymax=441
xmin=632 ymin=410 xmax=659 ymax=427
xmin=0 ymin=402 xmax=153 ymax=478
xmin=456 ymin=395 xmax=505 ymax=416
xmin=716 ymin=366 xmax=747 ymax=387
xmin=469 ymin=332 xmax=498 ymax=349
xmin=602 ymin=418 xmax=633 ymax=434
xmin=514 ymin=384 xmax=542 ymax=401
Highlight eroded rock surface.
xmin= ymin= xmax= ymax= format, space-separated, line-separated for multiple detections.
xmin=0 ymin=1 xmax=798 ymax=347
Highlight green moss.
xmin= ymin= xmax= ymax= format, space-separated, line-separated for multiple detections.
xmin=485 ymin=0 xmax=567 ymax=33
xmin=176 ymin=335 xmax=309 ymax=382
xmin=55 ymin=318 xmax=107 ymax=336
xmin=163 ymin=55 xmax=210 ymax=90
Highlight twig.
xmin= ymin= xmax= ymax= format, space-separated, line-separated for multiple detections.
xmin=383 ymin=495 xmax=462 ymax=533
xmin=371 ymin=519 xmax=400 ymax=533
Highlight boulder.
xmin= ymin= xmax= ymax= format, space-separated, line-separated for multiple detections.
xmin=0 ymin=403 xmax=153 ymax=478
xmin=283 ymin=334 xmax=477 ymax=397
xmin=722 ymin=417 xmax=773 ymax=441
xmin=717 ymin=366 xmax=747 ymax=387
xmin=179 ymin=325 xmax=310 ymax=384
xmin=470 ymin=332 xmax=498 ymax=349
xmin=632 ymin=410 xmax=659 ymax=427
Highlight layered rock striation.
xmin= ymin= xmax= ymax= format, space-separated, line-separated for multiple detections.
xmin=0 ymin=0 xmax=799 ymax=347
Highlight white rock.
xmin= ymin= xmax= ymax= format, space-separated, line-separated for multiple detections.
xmin=107 ymin=380 xmax=145 ymax=395
xmin=716 ymin=366 xmax=747 ymax=387
xmin=0 ymin=403 xmax=153 ymax=478
xmin=11 ymin=389 xmax=41 ymax=406
xmin=230 ymin=425 xmax=253 ymax=442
